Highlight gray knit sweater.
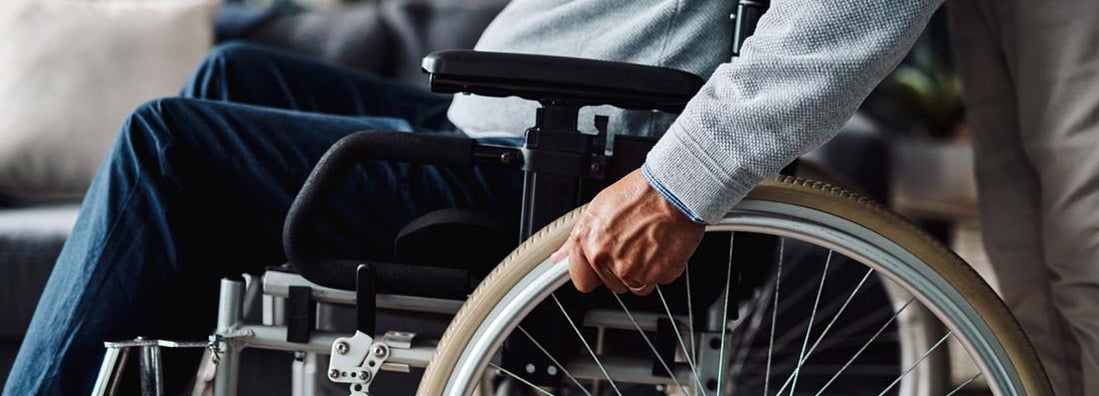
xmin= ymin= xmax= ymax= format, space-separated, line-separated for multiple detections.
xmin=448 ymin=0 xmax=943 ymax=223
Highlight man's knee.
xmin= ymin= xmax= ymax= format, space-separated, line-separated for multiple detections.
xmin=119 ymin=98 xmax=206 ymax=152
xmin=182 ymin=41 xmax=278 ymax=99
xmin=204 ymin=41 xmax=275 ymax=65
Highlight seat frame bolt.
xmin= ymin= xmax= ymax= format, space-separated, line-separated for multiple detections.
xmin=372 ymin=344 xmax=388 ymax=358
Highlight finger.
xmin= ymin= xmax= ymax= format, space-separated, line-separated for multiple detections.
xmin=621 ymin=278 xmax=647 ymax=289
xmin=576 ymin=230 xmax=630 ymax=294
xmin=567 ymin=242 xmax=602 ymax=293
xmin=551 ymin=242 xmax=569 ymax=264
xmin=555 ymin=220 xmax=590 ymax=264
xmin=629 ymin=284 xmax=655 ymax=296
xmin=588 ymin=254 xmax=629 ymax=294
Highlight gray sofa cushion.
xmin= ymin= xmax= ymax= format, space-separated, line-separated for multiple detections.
xmin=0 ymin=205 xmax=78 ymax=339
xmin=0 ymin=0 xmax=215 ymax=205
xmin=243 ymin=0 xmax=508 ymax=86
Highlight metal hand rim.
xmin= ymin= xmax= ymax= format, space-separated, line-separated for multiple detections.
xmin=418 ymin=177 xmax=1051 ymax=396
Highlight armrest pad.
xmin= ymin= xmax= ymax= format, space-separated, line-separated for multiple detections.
xmin=422 ymin=50 xmax=704 ymax=113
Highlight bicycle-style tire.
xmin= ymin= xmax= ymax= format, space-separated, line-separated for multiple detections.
xmin=418 ymin=176 xmax=1052 ymax=396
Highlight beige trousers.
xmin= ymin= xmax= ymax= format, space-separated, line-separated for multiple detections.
xmin=947 ymin=1 xmax=1099 ymax=395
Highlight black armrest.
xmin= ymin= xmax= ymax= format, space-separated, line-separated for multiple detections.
xmin=422 ymin=50 xmax=704 ymax=113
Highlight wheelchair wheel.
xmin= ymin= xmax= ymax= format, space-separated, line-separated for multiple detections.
xmin=419 ymin=176 xmax=1051 ymax=396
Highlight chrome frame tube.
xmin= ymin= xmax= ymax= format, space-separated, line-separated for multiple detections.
xmin=91 ymin=346 xmax=123 ymax=396
xmin=581 ymin=309 xmax=686 ymax=332
xmin=563 ymin=357 xmax=695 ymax=386
xmin=214 ymin=278 xmax=244 ymax=396
xmin=262 ymin=270 xmax=463 ymax=314
xmin=140 ymin=345 xmax=165 ymax=396
xmin=692 ymin=331 xmax=728 ymax=395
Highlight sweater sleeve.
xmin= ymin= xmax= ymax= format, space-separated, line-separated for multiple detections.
xmin=644 ymin=0 xmax=943 ymax=224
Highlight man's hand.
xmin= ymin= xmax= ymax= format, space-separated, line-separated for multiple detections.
xmin=551 ymin=169 xmax=705 ymax=295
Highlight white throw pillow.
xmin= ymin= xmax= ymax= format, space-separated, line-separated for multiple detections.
xmin=0 ymin=0 xmax=216 ymax=204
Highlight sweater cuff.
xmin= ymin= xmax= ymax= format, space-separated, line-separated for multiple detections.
xmin=643 ymin=118 xmax=762 ymax=224
xmin=642 ymin=164 xmax=706 ymax=224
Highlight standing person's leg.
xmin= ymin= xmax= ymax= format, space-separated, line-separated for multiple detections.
xmin=947 ymin=2 xmax=1082 ymax=395
xmin=2 ymin=98 xmax=521 ymax=396
xmin=1003 ymin=1 xmax=1099 ymax=394
xmin=951 ymin=1 xmax=1099 ymax=394
xmin=180 ymin=41 xmax=453 ymax=130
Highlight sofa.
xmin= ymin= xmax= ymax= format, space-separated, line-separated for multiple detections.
xmin=0 ymin=0 xmax=506 ymax=389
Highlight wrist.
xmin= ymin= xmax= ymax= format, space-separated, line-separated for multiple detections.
xmin=641 ymin=164 xmax=708 ymax=224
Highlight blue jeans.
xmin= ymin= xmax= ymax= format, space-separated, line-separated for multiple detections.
xmin=3 ymin=42 xmax=523 ymax=395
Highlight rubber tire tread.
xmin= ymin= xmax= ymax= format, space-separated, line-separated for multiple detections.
xmin=416 ymin=176 xmax=1053 ymax=396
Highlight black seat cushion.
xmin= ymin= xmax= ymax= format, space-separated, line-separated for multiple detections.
xmin=394 ymin=208 xmax=515 ymax=276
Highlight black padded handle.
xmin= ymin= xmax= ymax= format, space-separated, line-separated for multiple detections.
xmin=283 ymin=130 xmax=476 ymax=290
xmin=422 ymin=50 xmax=704 ymax=113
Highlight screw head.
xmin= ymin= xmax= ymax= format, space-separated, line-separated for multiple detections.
xmin=329 ymin=369 xmax=340 ymax=379
xmin=359 ymin=371 xmax=371 ymax=381
xmin=335 ymin=341 xmax=349 ymax=355
xmin=371 ymin=344 xmax=388 ymax=358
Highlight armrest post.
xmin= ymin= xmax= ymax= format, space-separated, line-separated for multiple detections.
xmin=421 ymin=50 xmax=702 ymax=237
xmin=534 ymin=102 xmax=580 ymax=131
xmin=517 ymin=102 xmax=602 ymax=238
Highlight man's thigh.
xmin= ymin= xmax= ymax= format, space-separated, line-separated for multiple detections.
xmin=9 ymin=98 xmax=523 ymax=395
xmin=182 ymin=41 xmax=454 ymax=129
xmin=137 ymin=98 xmax=523 ymax=268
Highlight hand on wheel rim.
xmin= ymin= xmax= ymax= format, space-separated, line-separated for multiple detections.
xmin=550 ymin=169 xmax=704 ymax=296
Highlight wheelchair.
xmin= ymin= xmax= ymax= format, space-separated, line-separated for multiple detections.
xmin=91 ymin=7 xmax=1050 ymax=396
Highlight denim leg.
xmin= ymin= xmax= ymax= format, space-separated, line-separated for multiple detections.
xmin=181 ymin=41 xmax=454 ymax=130
xmin=3 ymin=98 xmax=522 ymax=395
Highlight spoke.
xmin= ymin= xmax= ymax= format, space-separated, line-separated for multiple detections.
xmin=611 ymin=293 xmax=687 ymax=391
xmin=763 ymin=250 xmax=812 ymax=318
xmin=945 ymin=372 xmax=983 ymax=396
xmin=686 ymin=263 xmax=698 ymax=365
xmin=715 ymin=233 xmax=739 ymax=396
xmin=765 ymin=271 xmax=873 ymax=359
xmin=550 ymin=293 xmax=623 ymax=396
xmin=517 ymin=326 xmax=593 ymax=396
xmin=655 ymin=286 xmax=708 ymax=395
xmin=813 ymin=298 xmax=915 ymax=396
xmin=729 ymin=278 xmax=775 ymax=378
xmin=785 ymin=250 xmax=832 ymax=396
xmin=876 ymin=331 xmax=953 ymax=396
xmin=762 ymin=238 xmax=785 ymax=396
xmin=801 ymin=268 xmax=874 ymax=352
xmin=489 ymin=362 xmax=556 ymax=396
xmin=771 ymin=267 xmax=874 ymax=395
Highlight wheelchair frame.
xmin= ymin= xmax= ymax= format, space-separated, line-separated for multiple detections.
xmin=90 ymin=1 xmax=1050 ymax=394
